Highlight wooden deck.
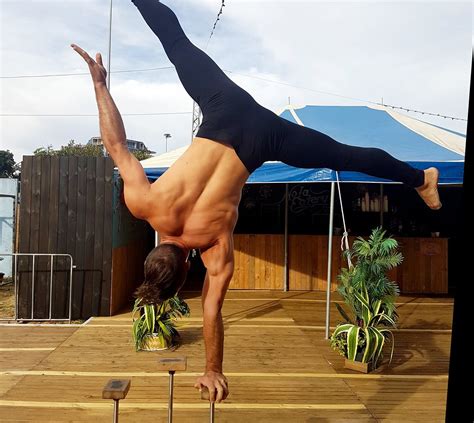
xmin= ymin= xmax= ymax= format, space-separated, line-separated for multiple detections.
xmin=0 ymin=291 xmax=452 ymax=422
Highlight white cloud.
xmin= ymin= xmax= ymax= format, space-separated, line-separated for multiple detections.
xmin=1 ymin=0 xmax=470 ymax=163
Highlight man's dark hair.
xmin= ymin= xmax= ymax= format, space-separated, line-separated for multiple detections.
xmin=134 ymin=243 xmax=188 ymax=304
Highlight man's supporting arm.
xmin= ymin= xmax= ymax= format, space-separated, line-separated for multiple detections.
xmin=202 ymin=270 xmax=225 ymax=373
xmin=196 ymin=235 xmax=234 ymax=402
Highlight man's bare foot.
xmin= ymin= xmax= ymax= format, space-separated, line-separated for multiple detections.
xmin=415 ymin=167 xmax=442 ymax=210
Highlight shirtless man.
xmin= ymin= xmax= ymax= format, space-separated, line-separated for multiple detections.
xmin=72 ymin=0 xmax=441 ymax=404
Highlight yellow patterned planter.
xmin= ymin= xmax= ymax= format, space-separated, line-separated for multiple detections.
xmin=139 ymin=334 xmax=170 ymax=351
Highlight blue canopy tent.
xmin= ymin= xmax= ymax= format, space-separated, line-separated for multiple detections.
xmin=141 ymin=104 xmax=466 ymax=337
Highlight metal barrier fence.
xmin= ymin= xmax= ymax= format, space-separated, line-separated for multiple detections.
xmin=0 ymin=253 xmax=75 ymax=323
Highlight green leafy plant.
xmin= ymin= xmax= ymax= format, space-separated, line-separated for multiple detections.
xmin=331 ymin=279 xmax=395 ymax=366
xmin=132 ymin=296 xmax=190 ymax=351
xmin=337 ymin=227 xmax=402 ymax=324
xmin=330 ymin=227 xmax=402 ymax=367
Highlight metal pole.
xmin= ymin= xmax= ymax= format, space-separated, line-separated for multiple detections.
xmin=210 ymin=401 xmax=215 ymax=423
xmin=113 ymin=399 xmax=119 ymax=423
xmin=191 ymin=101 xmax=202 ymax=142
xmin=13 ymin=182 xmax=19 ymax=254
xmin=168 ymin=371 xmax=175 ymax=423
xmin=380 ymin=184 xmax=384 ymax=227
xmin=68 ymin=256 xmax=73 ymax=323
xmin=13 ymin=183 xmax=19 ymax=320
xmin=325 ymin=183 xmax=336 ymax=339
xmin=14 ymin=254 xmax=18 ymax=320
xmin=31 ymin=255 xmax=35 ymax=320
xmin=283 ymin=183 xmax=289 ymax=292
xmin=49 ymin=254 xmax=54 ymax=320
xmin=107 ymin=0 xmax=113 ymax=90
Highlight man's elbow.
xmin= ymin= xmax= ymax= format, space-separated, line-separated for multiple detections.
xmin=203 ymin=296 xmax=225 ymax=317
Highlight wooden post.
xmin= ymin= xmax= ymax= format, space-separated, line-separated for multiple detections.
xmin=102 ymin=379 xmax=131 ymax=423
xmin=158 ymin=357 xmax=187 ymax=423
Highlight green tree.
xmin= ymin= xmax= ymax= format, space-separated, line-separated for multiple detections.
xmin=33 ymin=140 xmax=153 ymax=160
xmin=0 ymin=150 xmax=18 ymax=177
xmin=33 ymin=140 xmax=103 ymax=157
xmin=132 ymin=150 xmax=153 ymax=161
xmin=33 ymin=145 xmax=57 ymax=156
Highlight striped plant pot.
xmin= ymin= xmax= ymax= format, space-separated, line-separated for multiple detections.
xmin=139 ymin=334 xmax=171 ymax=351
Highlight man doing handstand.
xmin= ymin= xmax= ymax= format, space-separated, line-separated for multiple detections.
xmin=71 ymin=0 xmax=441 ymax=404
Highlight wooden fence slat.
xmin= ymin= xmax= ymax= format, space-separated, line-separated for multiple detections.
xmin=92 ymin=158 xmax=105 ymax=316
xmin=100 ymin=159 xmax=114 ymax=315
xmin=82 ymin=157 xmax=97 ymax=317
xmin=36 ymin=156 xmax=51 ymax=319
xmin=54 ymin=157 xmax=69 ymax=318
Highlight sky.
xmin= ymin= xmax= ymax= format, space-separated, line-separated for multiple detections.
xmin=0 ymin=0 xmax=472 ymax=163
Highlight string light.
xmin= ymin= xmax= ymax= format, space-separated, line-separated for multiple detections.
xmin=205 ymin=0 xmax=225 ymax=50
xmin=375 ymin=102 xmax=466 ymax=122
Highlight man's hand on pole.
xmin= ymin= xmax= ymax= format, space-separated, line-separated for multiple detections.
xmin=194 ymin=371 xmax=229 ymax=403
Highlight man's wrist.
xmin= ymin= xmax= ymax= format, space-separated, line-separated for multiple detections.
xmin=94 ymin=81 xmax=107 ymax=90
xmin=205 ymin=366 xmax=223 ymax=373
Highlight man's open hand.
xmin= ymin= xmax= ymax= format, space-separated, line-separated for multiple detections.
xmin=194 ymin=371 xmax=229 ymax=403
xmin=71 ymin=44 xmax=107 ymax=87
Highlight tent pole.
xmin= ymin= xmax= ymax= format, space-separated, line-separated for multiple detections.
xmin=380 ymin=184 xmax=384 ymax=227
xmin=284 ymin=183 xmax=289 ymax=292
xmin=325 ymin=182 xmax=336 ymax=340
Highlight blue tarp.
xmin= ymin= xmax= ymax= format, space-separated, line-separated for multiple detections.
xmin=144 ymin=105 xmax=465 ymax=184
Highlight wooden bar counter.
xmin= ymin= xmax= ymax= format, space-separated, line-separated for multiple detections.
xmin=230 ymin=234 xmax=448 ymax=294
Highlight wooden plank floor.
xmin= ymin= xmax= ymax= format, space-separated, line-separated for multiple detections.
xmin=0 ymin=291 xmax=452 ymax=422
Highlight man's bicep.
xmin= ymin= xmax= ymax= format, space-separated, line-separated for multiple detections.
xmin=200 ymin=237 xmax=235 ymax=310
xmin=116 ymin=150 xmax=151 ymax=217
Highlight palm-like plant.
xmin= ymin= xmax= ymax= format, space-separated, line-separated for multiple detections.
xmin=337 ymin=227 xmax=402 ymax=324
xmin=330 ymin=227 xmax=402 ymax=368
xmin=132 ymin=296 xmax=190 ymax=351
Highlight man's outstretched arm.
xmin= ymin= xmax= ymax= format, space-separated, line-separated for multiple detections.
xmin=196 ymin=235 xmax=234 ymax=403
xmin=71 ymin=44 xmax=151 ymax=219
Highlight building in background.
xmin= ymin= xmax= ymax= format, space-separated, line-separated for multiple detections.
xmin=88 ymin=137 xmax=156 ymax=155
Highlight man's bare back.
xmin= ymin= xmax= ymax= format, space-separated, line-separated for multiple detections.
xmin=145 ymin=137 xmax=249 ymax=251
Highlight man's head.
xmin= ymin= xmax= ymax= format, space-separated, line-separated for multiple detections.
xmin=134 ymin=242 xmax=190 ymax=304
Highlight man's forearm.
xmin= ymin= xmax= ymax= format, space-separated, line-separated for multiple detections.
xmin=203 ymin=310 xmax=224 ymax=373
xmin=93 ymin=83 xmax=128 ymax=156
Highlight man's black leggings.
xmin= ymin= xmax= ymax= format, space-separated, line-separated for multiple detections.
xmin=132 ymin=0 xmax=425 ymax=188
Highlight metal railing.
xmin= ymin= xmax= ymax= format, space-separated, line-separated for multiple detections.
xmin=0 ymin=253 xmax=75 ymax=323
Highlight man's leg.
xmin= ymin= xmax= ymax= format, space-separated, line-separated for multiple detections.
xmin=132 ymin=0 xmax=244 ymax=109
xmin=277 ymin=119 xmax=441 ymax=208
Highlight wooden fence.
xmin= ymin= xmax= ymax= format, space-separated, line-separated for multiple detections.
xmin=17 ymin=156 xmax=114 ymax=319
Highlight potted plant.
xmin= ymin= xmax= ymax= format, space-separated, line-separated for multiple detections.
xmin=330 ymin=227 xmax=403 ymax=372
xmin=132 ymin=296 xmax=190 ymax=352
